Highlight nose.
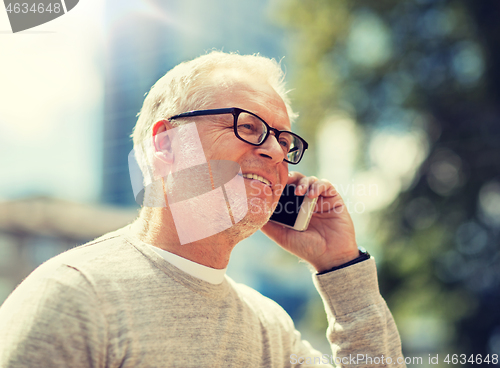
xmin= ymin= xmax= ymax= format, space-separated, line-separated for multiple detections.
xmin=255 ymin=131 xmax=285 ymax=164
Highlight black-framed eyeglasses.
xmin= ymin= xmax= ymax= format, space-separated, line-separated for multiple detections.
xmin=168 ymin=107 xmax=308 ymax=164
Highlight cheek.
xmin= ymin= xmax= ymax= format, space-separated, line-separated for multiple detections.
xmin=202 ymin=131 xmax=245 ymax=159
xmin=199 ymin=135 xmax=225 ymax=159
xmin=279 ymin=165 xmax=289 ymax=185
xmin=272 ymin=167 xmax=289 ymax=198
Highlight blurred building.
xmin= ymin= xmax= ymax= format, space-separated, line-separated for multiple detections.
xmin=0 ymin=197 xmax=137 ymax=304
xmin=101 ymin=12 xmax=173 ymax=206
xmin=100 ymin=0 xmax=286 ymax=206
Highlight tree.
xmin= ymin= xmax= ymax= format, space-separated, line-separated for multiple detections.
xmin=277 ymin=0 xmax=500 ymax=359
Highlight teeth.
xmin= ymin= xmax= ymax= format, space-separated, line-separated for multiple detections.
xmin=242 ymin=173 xmax=271 ymax=186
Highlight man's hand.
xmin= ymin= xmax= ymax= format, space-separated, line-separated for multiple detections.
xmin=261 ymin=171 xmax=360 ymax=273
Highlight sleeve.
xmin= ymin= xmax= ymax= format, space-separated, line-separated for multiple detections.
xmin=0 ymin=264 xmax=108 ymax=368
xmin=289 ymin=329 xmax=335 ymax=367
xmin=311 ymin=257 xmax=406 ymax=368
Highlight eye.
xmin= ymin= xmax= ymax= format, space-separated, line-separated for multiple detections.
xmin=238 ymin=123 xmax=255 ymax=131
xmin=279 ymin=138 xmax=292 ymax=150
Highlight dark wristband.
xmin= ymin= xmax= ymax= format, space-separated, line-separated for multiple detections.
xmin=317 ymin=249 xmax=370 ymax=275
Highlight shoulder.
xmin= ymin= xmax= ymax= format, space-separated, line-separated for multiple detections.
xmin=40 ymin=225 xmax=151 ymax=274
xmin=55 ymin=226 xmax=134 ymax=267
xmin=0 ymin=258 xmax=108 ymax=367
xmin=0 ymin=225 xmax=165 ymax=317
xmin=8 ymin=226 xmax=153 ymax=298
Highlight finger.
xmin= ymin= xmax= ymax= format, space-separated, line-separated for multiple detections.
xmin=314 ymin=194 xmax=345 ymax=214
xmin=274 ymin=171 xmax=305 ymax=197
xmin=286 ymin=171 xmax=310 ymax=194
xmin=312 ymin=183 xmax=350 ymax=214
xmin=287 ymin=171 xmax=305 ymax=185
xmin=294 ymin=176 xmax=319 ymax=196
xmin=307 ymin=179 xmax=338 ymax=198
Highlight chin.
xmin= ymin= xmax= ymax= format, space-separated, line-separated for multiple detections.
xmin=223 ymin=196 xmax=274 ymax=243
xmin=227 ymin=214 xmax=267 ymax=243
xmin=240 ymin=196 xmax=272 ymax=228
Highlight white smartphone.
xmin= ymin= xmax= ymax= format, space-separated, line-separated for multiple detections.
xmin=269 ymin=184 xmax=318 ymax=231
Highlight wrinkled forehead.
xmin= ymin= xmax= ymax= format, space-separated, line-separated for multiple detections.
xmin=205 ymin=70 xmax=291 ymax=131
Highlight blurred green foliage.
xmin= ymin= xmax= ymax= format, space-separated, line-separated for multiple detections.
xmin=275 ymin=0 xmax=500 ymax=362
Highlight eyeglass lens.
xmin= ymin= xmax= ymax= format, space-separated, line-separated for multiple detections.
xmin=236 ymin=112 xmax=303 ymax=163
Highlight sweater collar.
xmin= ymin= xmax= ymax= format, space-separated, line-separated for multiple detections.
xmin=146 ymin=244 xmax=227 ymax=285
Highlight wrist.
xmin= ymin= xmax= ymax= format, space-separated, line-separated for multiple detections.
xmin=311 ymin=247 xmax=361 ymax=273
xmin=315 ymin=248 xmax=370 ymax=274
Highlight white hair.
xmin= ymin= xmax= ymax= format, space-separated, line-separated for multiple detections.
xmin=131 ymin=51 xmax=296 ymax=186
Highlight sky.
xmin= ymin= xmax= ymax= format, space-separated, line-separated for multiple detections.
xmin=0 ymin=1 xmax=105 ymax=202
xmin=0 ymin=0 xmax=428 ymax=220
xmin=0 ymin=0 xmax=287 ymax=204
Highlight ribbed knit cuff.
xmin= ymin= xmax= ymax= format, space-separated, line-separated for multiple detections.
xmin=312 ymin=258 xmax=384 ymax=316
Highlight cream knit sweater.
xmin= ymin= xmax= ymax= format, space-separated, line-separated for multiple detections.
xmin=0 ymin=227 xmax=405 ymax=367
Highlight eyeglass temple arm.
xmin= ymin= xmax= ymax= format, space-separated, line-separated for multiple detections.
xmin=168 ymin=108 xmax=235 ymax=120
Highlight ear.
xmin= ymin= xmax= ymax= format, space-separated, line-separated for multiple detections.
xmin=152 ymin=119 xmax=175 ymax=164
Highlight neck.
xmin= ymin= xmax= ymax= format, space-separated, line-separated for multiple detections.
xmin=131 ymin=206 xmax=239 ymax=269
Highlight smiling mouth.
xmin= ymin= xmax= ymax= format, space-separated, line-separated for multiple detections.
xmin=239 ymin=173 xmax=271 ymax=186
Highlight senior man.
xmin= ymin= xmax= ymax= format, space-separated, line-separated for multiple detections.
xmin=0 ymin=52 xmax=405 ymax=367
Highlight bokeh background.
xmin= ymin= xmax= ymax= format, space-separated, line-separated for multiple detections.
xmin=1 ymin=0 xmax=499 ymax=366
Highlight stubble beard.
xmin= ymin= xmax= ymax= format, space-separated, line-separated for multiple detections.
xmin=222 ymin=195 xmax=273 ymax=243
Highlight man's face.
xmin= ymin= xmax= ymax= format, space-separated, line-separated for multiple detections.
xmin=194 ymin=74 xmax=291 ymax=227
